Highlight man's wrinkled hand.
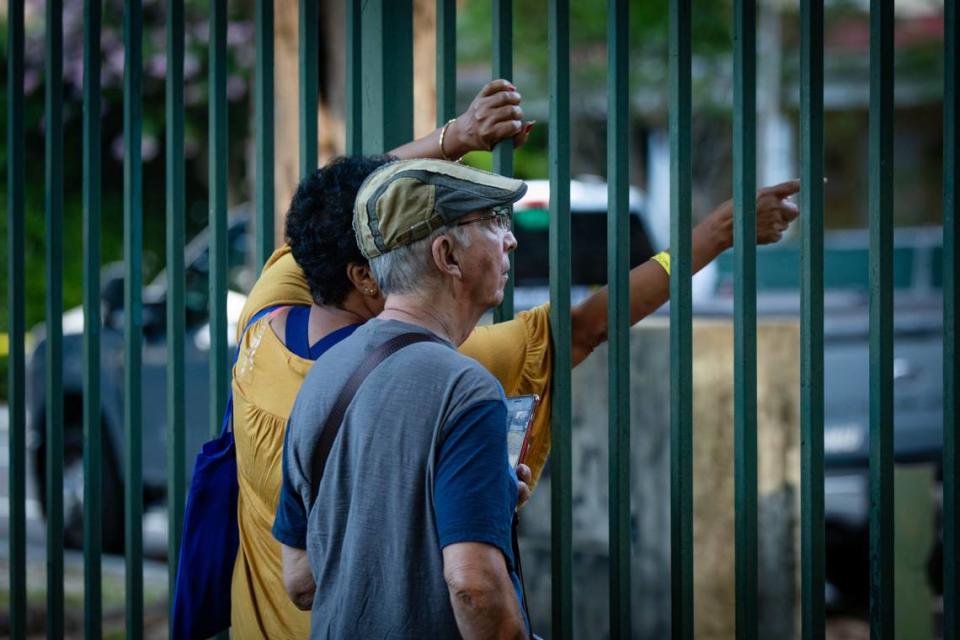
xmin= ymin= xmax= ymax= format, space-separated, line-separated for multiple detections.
xmin=448 ymin=79 xmax=533 ymax=156
xmin=516 ymin=463 xmax=532 ymax=510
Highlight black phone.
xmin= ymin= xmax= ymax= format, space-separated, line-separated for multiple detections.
xmin=506 ymin=394 xmax=540 ymax=468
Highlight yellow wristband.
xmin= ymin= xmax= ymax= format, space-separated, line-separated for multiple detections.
xmin=651 ymin=250 xmax=670 ymax=276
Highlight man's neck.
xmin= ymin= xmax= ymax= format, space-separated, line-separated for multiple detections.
xmin=379 ymin=291 xmax=482 ymax=346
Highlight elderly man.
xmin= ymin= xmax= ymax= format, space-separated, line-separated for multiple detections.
xmin=277 ymin=159 xmax=531 ymax=638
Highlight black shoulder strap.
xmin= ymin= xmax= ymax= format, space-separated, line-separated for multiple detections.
xmin=309 ymin=331 xmax=442 ymax=499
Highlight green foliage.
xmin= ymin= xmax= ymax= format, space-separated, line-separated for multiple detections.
xmin=457 ymin=0 xmax=734 ymax=99
xmin=0 ymin=0 xmax=255 ymax=405
xmin=456 ymin=0 xmax=736 ymax=182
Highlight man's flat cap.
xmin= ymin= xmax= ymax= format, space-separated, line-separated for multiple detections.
xmin=353 ymin=159 xmax=527 ymax=259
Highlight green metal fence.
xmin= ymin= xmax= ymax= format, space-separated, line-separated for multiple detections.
xmin=3 ymin=0 xmax=957 ymax=638
xmin=669 ymin=0 xmax=695 ymax=636
xmin=6 ymin=0 xmax=24 ymax=636
xmin=868 ymin=0 xmax=895 ymax=635
xmin=733 ymin=0 xmax=758 ymax=636
xmin=799 ymin=0 xmax=825 ymax=636
xmin=165 ymin=0 xmax=185 ymax=630
xmin=607 ymin=1 xmax=631 ymax=635
xmin=43 ymin=0 xmax=65 ymax=634
xmin=83 ymin=1 xmax=103 ymax=636
xmin=943 ymin=3 xmax=959 ymax=639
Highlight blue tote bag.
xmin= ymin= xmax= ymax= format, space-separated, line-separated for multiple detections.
xmin=171 ymin=305 xmax=280 ymax=639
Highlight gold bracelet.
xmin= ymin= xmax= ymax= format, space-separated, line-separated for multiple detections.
xmin=651 ymin=250 xmax=671 ymax=276
xmin=439 ymin=118 xmax=459 ymax=162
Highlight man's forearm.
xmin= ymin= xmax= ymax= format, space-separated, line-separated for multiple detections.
xmin=281 ymin=543 xmax=316 ymax=611
xmin=448 ymin=586 xmax=527 ymax=640
xmin=443 ymin=543 xmax=527 ymax=640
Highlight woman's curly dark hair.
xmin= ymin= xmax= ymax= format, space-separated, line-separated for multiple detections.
xmin=285 ymin=155 xmax=395 ymax=306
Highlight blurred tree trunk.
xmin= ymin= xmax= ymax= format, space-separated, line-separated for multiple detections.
xmin=272 ymin=0 xmax=436 ymax=246
xmin=412 ymin=0 xmax=438 ymax=139
xmin=273 ymin=0 xmax=300 ymax=244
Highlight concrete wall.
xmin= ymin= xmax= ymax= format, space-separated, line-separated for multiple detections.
xmin=517 ymin=318 xmax=801 ymax=639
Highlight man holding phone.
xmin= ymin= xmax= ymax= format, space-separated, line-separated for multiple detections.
xmin=507 ymin=395 xmax=540 ymax=468
xmin=277 ymin=160 xmax=532 ymax=638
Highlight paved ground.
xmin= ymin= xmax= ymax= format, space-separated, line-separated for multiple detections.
xmin=0 ymin=405 xmax=170 ymax=637
xmin=0 ymin=404 xmax=934 ymax=638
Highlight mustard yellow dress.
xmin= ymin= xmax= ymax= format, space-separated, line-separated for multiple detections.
xmin=229 ymin=245 xmax=553 ymax=639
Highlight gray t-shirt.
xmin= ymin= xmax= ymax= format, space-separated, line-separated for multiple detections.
xmin=282 ymin=318 xmax=519 ymax=639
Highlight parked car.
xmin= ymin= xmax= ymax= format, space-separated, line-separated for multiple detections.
xmin=26 ymin=183 xmax=658 ymax=553
xmin=27 ymin=208 xmax=256 ymax=552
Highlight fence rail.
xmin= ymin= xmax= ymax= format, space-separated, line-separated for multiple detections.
xmin=82 ymin=0 xmax=103 ymax=636
xmin=669 ymin=0 xmax=695 ymax=636
xmin=606 ymin=1 xmax=631 ymax=636
xmin=43 ymin=0 xmax=65 ymax=635
xmin=164 ymin=0 xmax=186 ymax=627
xmin=868 ymin=0 xmax=895 ymax=635
xmin=123 ymin=0 xmax=144 ymax=632
xmin=733 ymin=0 xmax=759 ymax=636
xmin=799 ymin=0 xmax=825 ymax=636
xmin=943 ymin=2 xmax=959 ymax=639
xmin=3 ymin=0 xmax=956 ymax=638
xmin=6 ymin=0 xmax=25 ymax=636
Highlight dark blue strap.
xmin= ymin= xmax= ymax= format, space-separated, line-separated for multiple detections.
xmin=284 ymin=305 xmax=312 ymax=359
xmin=219 ymin=305 xmax=282 ymax=436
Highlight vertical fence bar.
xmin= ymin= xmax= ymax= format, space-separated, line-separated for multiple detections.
xmin=299 ymin=0 xmax=318 ymax=177
xmin=669 ymin=0 xmax=694 ymax=635
xmin=548 ymin=1 xmax=572 ymax=637
xmin=166 ymin=0 xmax=186 ymax=610
xmin=360 ymin=0 xmax=413 ymax=154
xmin=6 ymin=1 xmax=26 ymax=636
xmin=493 ymin=0 xmax=514 ymax=322
xmin=83 ymin=0 xmax=103 ymax=634
xmin=255 ymin=0 xmax=275 ymax=266
xmin=943 ymin=0 xmax=959 ymax=636
xmin=210 ymin=0 xmax=229 ymax=433
xmin=346 ymin=0 xmax=363 ymax=155
xmin=733 ymin=0 xmax=758 ymax=636
xmin=436 ymin=0 xmax=456 ymax=125
xmin=208 ymin=28 xmax=230 ymax=634
xmin=123 ymin=0 xmax=144 ymax=634
xmin=607 ymin=0 xmax=631 ymax=635
xmin=44 ymin=0 xmax=65 ymax=634
xmin=799 ymin=0 xmax=825 ymax=634
xmin=868 ymin=0 xmax=894 ymax=634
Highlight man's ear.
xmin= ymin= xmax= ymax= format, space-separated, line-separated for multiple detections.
xmin=431 ymin=234 xmax=463 ymax=280
xmin=345 ymin=261 xmax=378 ymax=295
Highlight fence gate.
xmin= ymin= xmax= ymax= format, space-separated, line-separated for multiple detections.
xmin=4 ymin=0 xmax=957 ymax=638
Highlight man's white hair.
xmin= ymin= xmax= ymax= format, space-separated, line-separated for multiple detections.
xmin=370 ymin=225 xmax=473 ymax=296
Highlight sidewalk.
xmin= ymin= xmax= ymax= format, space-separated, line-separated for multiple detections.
xmin=0 ymin=549 xmax=169 ymax=638
xmin=0 ymin=402 xmax=170 ymax=637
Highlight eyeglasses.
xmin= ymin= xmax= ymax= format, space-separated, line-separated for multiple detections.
xmin=455 ymin=206 xmax=512 ymax=232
